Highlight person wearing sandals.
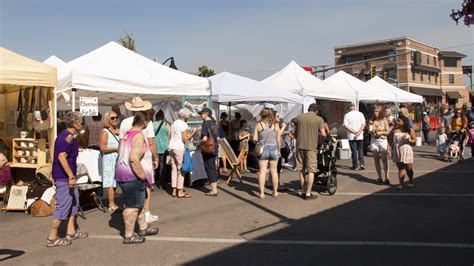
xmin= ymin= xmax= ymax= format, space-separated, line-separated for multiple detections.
xmin=388 ymin=114 xmax=416 ymax=190
xmin=168 ymin=108 xmax=193 ymax=198
xmin=115 ymin=111 xmax=158 ymax=244
xmin=199 ymin=108 xmax=220 ymax=197
xmin=47 ymin=112 xmax=88 ymax=247
xmin=253 ymin=108 xmax=281 ymax=199
xmin=369 ymin=106 xmax=390 ymax=184
xmin=295 ymin=103 xmax=326 ymax=200
xmin=99 ymin=111 xmax=120 ymax=212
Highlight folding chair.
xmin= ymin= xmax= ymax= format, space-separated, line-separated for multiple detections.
xmin=218 ymin=139 xmax=244 ymax=184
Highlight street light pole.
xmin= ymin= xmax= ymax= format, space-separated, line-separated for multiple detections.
xmin=162 ymin=57 xmax=178 ymax=70
xmin=384 ymin=41 xmax=400 ymax=88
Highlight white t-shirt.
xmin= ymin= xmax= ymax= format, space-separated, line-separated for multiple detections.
xmin=168 ymin=119 xmax=189 ymax=151
xmin=343 ymin=110 xmax=366 ymax=140
xmin=119 ymin=116 xmax=154 ymax=139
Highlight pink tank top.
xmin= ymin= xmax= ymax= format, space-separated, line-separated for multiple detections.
xmin=115 ymin=130 xmax=153 ymax=187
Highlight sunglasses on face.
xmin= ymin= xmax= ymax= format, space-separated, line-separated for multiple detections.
xmin=110 ymin=116 xmax=119 ymax=121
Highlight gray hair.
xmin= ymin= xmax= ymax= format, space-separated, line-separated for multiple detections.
xmin=63 ymin=111 xmax=83 ymax=128
xmin=103 ymin=111 xmax=117 ymax=128
xmin=177 ymin=108 xmax=191 ymax=119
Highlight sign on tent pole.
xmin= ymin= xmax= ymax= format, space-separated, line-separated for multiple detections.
xmin=79 ymin=97 xmax=98 ymax=116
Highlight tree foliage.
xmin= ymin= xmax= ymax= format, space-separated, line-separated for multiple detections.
xmin=118 ymin=29 xmax=136 ymax=51
xmin=450 ymin=0 xmax=473 ymax=26
xmin=198 ymin=65 xmax=215 ymax=77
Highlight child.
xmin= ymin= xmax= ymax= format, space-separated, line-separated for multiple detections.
xmin=436 ymin=126 xmax=448 ymax=161
xmin=238 ymin=120 xmax=250 ymax=172
xmin=449 ymin=133 xmax=461 ymax=159
xmin=467 ymin=122 xmax=474 ymax=159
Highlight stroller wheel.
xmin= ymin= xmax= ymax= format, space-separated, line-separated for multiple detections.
xmin=326 ymin=172 xmax=337 ymax=195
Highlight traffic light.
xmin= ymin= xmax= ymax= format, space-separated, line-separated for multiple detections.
xmin=413 ymin=51 xmax=421 ymax=66
xmin=370 ymin=65 xmax=376 ymax=78
xmin=383 ymin=70 xmax=388 ymax=80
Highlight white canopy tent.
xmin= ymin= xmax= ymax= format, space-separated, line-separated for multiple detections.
xmin=210 ymin=71 xmax=305 ymax=105
xmin=55 ymin=41 xmax=210 ymax=106
xmin=366 ymin=76 xmax=423 ymax=103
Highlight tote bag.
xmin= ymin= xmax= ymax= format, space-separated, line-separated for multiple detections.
xmin=181 ymin=148 xmax=194 ymax=173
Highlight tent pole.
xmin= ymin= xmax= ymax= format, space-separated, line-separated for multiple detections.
xmin=72 ymin=88 xmax=76 ymax=112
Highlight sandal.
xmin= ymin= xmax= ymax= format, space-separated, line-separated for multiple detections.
xmin=66 ymin=231 xmax=89 ymax=241
xmin=107 ymin=205 xmax=119 ymax=213
xmin=123 ymin=233 xmax=145 ymax=244
xmin=205 ymin=192 xmax=218 ymax=197
xmin=139 ymin=226 xmax=159 ymax=237
xmin=46 ymin=238 xmax=71 ymax=247
xmin=177 ymin=192 xmax=192 ymax=198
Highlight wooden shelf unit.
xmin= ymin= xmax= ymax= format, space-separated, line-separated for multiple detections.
xmin=11 ymin=138 xmax=46 ymax=168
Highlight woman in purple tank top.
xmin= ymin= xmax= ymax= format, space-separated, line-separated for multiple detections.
xmin=47 ymin=112 xmax=88 ymax=247
xmin=115 ymin=111 xmax=158 ymax=244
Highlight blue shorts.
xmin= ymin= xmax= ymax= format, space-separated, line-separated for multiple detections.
xmin=259 ymin=144 xmax=279 ymax=161
xmin=118 ymin=179 xmax=146 ymax=208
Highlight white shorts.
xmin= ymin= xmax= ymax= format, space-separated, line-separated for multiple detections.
xmin=370 ymin=138 xmax=388 ymax=152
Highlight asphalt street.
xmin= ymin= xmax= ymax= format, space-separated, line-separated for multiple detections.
xmin=1 ymin=145 xmax=473 ymax=265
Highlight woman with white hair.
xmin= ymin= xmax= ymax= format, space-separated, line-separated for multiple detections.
xmin=168 ymin=108 xmax=193 ymax=198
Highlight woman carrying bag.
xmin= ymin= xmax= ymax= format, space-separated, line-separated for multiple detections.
xmin=199 ymin=108 xmax=219 ymax=197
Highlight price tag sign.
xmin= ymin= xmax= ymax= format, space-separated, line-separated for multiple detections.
xmin=79 ymin=97 xmax=98 ymax=116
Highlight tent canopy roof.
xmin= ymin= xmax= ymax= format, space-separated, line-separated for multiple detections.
xmin=56 ymin=42 xmax=210 ymax=99
xmin=210 ymin=71 xmax=305 ymax=105
xmin=0 ymin=47 xmax=57 ymax=87
xmin=366 ymin=76 xmax=423 ymax=103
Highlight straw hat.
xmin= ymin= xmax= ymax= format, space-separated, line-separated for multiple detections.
xmin=125 ymin=96 xmax=152 ymax=111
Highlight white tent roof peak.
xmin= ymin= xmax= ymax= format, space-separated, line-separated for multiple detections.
xmin=366 ymin=76 xmax=423 ymax=103
xmin=43 ymin=55 xmax=66 ymax=67
xmin=209 ymin=71 xmax=305 ymax=104
xmin=261 ymin=60 xmax=324 ymax=97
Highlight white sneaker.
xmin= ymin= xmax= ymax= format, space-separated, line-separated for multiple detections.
xmin=145 ymin=213 xmax=159 ymax=223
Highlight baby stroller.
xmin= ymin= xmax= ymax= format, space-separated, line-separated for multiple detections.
xmin=314 ymin=135 xmax=338 ymax=195
xmin=447 ymin=131 xmax=463 ymax=161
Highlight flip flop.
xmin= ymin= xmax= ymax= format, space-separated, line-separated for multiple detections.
xmin=46 ymin=238 xmax=71 ymax=248
xmin=205 ymin=192 xmax=218 ymax=197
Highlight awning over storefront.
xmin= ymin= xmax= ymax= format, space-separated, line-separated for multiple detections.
xmin=410 ymin=87 xmax=443 ymax=97
xmin=446 ymin=91 xmax=463 ymax=99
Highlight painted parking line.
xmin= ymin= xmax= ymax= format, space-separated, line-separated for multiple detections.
xmin=340 ymin=170 xmax=474 ymax=173
xmin=335 ymin=192 xmax=474 ymax=197
xmin=89 ymin=235 xmax=474 ymax=249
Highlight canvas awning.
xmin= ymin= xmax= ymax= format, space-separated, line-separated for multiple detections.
xmin=365 ymin=76 xmax=423 ymax=103
xmin=446 ymin=91 xmax=463 ymax=99
xmin=410 ymin=87 xmax=443 ymax=97
xmin=0 ymin=47 xmax=57 ymax=87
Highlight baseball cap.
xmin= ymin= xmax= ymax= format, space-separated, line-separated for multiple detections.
xmin=199 ymin=107 xmax=213 ymax=115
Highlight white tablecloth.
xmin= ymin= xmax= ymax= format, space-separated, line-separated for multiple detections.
xmin=76 ymin=149 xmax=102 ymax=184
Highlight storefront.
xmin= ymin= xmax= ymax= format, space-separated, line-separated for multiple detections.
xmin=409 ymin=87 xmax=443 ymax=130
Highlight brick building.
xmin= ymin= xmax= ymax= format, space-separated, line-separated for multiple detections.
xmin=333 ymin=37 xmax=470 ymax=115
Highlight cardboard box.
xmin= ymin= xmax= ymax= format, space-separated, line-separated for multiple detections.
xmin=337 ymin=148 xmax=351 ymax=160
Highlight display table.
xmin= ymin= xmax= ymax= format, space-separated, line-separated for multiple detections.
xmin=77 ymin=149 xmax=102 ymax=183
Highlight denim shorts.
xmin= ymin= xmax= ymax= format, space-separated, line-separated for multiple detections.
xmin=259 ymin=144 xmax=279 ymax=161
xmin=118 ymin=179 xmax=146 ymax=208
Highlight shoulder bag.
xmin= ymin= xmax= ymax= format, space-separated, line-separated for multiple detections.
xmin=34 ymin=88 xmax=51 ymax=132
xmin=253 ymin=122 xmax=269 ymax=157
xmin=201 ymin=121 xmax=216 ymax=154
xmin=26 ymin=87 xmax=37 ymax=131
xmin=15 ymin=89 xmax=24 ymax=129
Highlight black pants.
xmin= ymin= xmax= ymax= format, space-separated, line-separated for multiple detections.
xmin=155 ymin=152 xmax=170 ymax=187
xmin=423 ymin=128 xmax=430 ymax=144
xmin=202 ymin=153 xmax=218 ymax=183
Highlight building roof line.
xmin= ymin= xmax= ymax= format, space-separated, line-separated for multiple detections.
xmin=334 ymin=36 xmax=440 ymax=50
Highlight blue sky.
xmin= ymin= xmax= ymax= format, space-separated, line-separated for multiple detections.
xmin=1 ymin=0 xmax=473 ymax=80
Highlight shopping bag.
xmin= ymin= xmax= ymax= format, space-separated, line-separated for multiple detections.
xmin=181 ymin=149 xmax=194 ymax=173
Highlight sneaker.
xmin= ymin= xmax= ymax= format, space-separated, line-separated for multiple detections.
xmin=145 ymin=213 xmax=159 ymax=224
xmin=351 ymin=166 xmax=361 ymax=171
xmin=302 ymin=193 xmax=318 ymax=200
xmin=406 ymin=183 xmax=415 ymax=188
xmin=396 ymin=185 xmax=403 ymax=190
xmin=383 ymin=179 xmax=390 ymax=185
xmin=359 ymin=165 xmax=365 ymax=170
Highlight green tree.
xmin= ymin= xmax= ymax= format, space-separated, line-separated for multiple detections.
xmin=198 ymin=65 xmax=215 ymax=77
xmin=118 ymin=29 xmax=136 ymax=52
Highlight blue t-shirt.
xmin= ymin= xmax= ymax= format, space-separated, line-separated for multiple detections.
xmin=201 ymin=120 xmax=219 ymax=155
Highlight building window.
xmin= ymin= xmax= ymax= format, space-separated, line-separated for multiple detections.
xmin=428 ymin=73 xmax=431 ymax=83
xmin=363 ymin=54 xmax=371 ymax=60
xmin=444 ymin=58 xmax=457 ymax=67
xmin=388 ymin=69 xmax=396 ymax=79
xmin=426 ymin=55 xmax=430 ymax=65
xmin=421 ymin=71 xmax=424 ymax=81
xmin=412 ymin=69 xmax=416 ymax=81
xmin=435 ymin=74 xmax=438 ymax=84
xmin=434 ymin=56 xmax=437 ymax=66
xmin=449 ymin=74 xmax=454 ymax=84
xmin=345 ymin=56 xmax=352 ymax=64
xmin=388 ymin=51 xmax=395 ymax=62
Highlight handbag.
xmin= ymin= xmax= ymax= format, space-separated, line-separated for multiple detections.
xmin=26 ymin=87 xmax=37 ymax=131
xmin=253 ymin=122 xmax=269 ymax=157
xmin=181 ymin=148 xmax=194 ymax=173
xmin=34 ymin=88 xmax=51 ymax=132
xmin=201 ymin=122 xmax=216 ymax=154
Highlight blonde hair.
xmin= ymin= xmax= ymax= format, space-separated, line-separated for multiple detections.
xmin=258 ymin=108 xmax=275 ymax=126
xmin=103 ymin=111 xmax=117 ymax=128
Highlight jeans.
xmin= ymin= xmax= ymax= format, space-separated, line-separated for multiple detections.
xmin=349 ymin=140 xmax=364 ymax=168
xmin=202 ymin=153 xmax=218 ymax=183
xmin=423 ymin=129 xmax=430 ymax=144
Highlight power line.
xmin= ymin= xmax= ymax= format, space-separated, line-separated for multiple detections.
xmin=441 ymin=43 xmax=474 ymax=49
